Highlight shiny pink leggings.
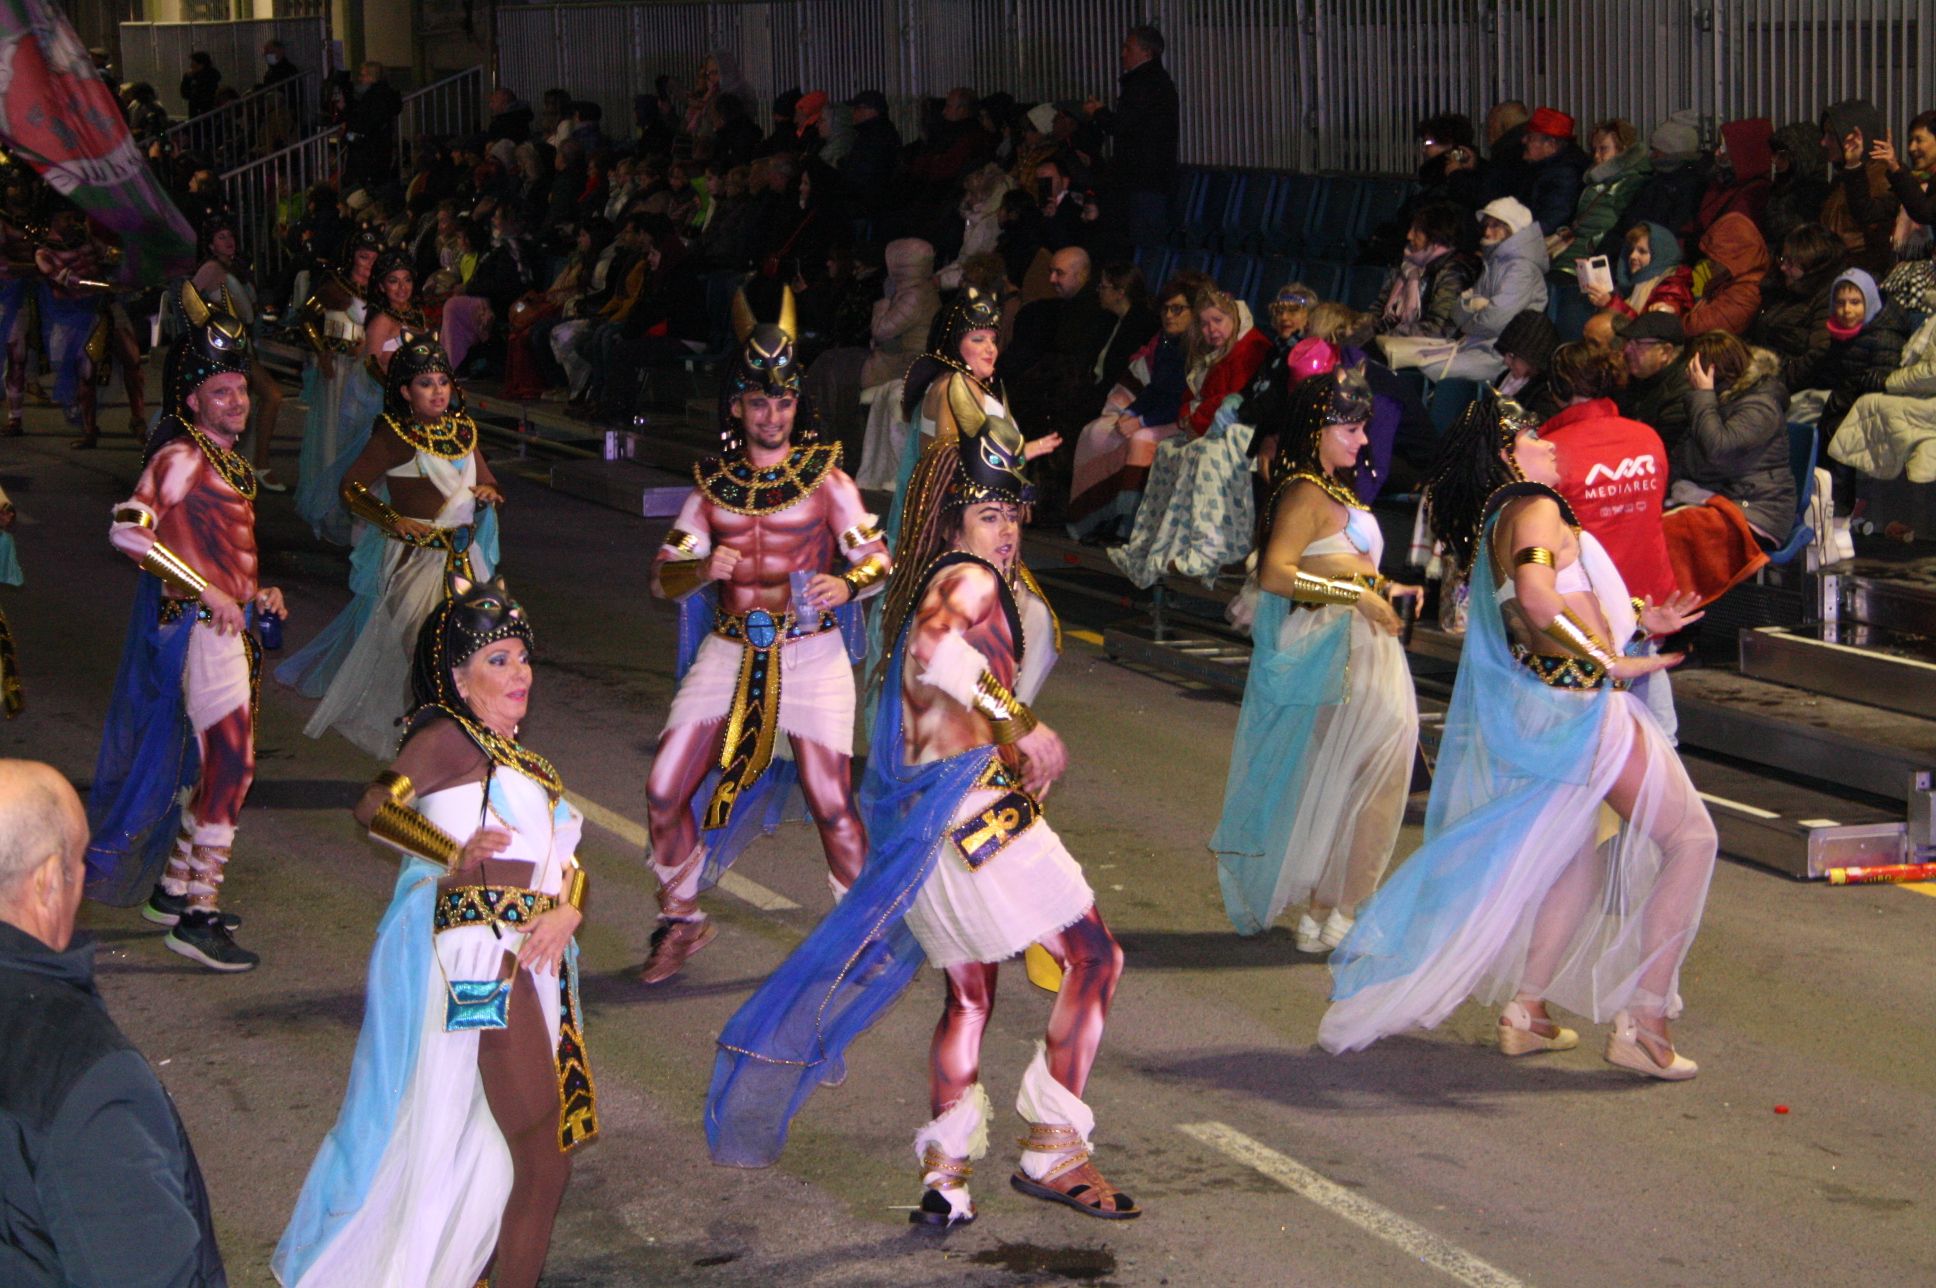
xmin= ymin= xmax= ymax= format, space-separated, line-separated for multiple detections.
xmin=929 ymin=905 xmax=1124 ymax=1116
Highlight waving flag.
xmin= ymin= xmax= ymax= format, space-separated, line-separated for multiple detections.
xmin=0 ymin=0 xmax=195 ymax=283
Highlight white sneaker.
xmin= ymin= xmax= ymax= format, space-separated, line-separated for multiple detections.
xmin=1319 ymin=908 xmax=1355 ymax=949
xmin=1294 ymin=913 xmax=1326 ymax=953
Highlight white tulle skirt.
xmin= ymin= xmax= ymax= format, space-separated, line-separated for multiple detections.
xmin=1321 ymin=690 xmax=1717 ymax=1053
xmin=304 ymin=535 xmax=494 ymax=759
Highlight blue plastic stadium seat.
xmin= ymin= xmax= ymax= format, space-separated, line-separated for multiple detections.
xmin=1173 ymin=248 xmax=1220 ymax=280
xmin=1220 ymin=172 xmax=1283 ymax=253
xmin=1134 ymin=243 xmax=1177 ymax=288
xmin=1182 ymin=170 xmax=1241 ymax=249
xmin=1266 ymin=174 xmax=1322 ymax=254
xmin=1217 ymin=252 xmax=1261 ymax=302
xmin=1349 ymin=178 xmax=1414 ymax=247
xmin=1304 ymin=178 xmax=1364 ymax=261
xmin=1346 ymin=263 xmax=1388 ymax=311
xmin=1763 ymin=423 xmax=1819 ymax=566
xmin=1302 ymin=259 xmax=1347 ymax=303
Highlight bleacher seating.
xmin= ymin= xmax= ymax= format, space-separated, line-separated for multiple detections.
xmin=1140 ymin=165 xmax=1416 ymax=323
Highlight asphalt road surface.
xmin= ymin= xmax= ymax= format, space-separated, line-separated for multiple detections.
xmin=2 ymin=393 xmax=1931 ymax=1288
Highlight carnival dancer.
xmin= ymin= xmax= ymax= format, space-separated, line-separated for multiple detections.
xmin=275 ymin=574 xmax=596 ymax=1288
xmin=85 ymin=283 xmax=284 ymax=972
xmin=706 ymin=412 xmax=1137 ymax=1226
xmin=0 ymin=483 xmax=22 ymax=716
xmin=0 ymin=211 xmax=37 ymax=437
xmin=277 ymin=332 xmax=502 ymax=757
xmin=1210 ymin=368 xmax=1420 ymax=951
xmin=294 ymin=230 xmax=383 ymax=543
xmin=191 ymin=217 xmax=287 ymax=490
xmin=35 ymin=210 xmax=117 ymax=449
xmin=1319 ymin=390 xmax=1716 ymax=1080
xmin=640 ymin=290 xmax=891 ymax=984
xmin=867 ymin=286 xmax=1061 ymax=707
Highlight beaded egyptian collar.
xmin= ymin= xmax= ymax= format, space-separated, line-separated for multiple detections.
xmin=694 ymin=443 xmax=841 ymax=515
xmin=1284 ymin=468 xmax=1366 ymax=511
xmin=376 ymin=302 xmax=427 ymax=329
xmin=187 ymin=424 xmax=258 ymax=501
xmin=440 ymin=705 xmax=563 ymax=805
xmin=384 ymin=409 xmax=477 ymax=460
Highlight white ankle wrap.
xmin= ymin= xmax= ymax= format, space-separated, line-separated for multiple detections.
xmin=1016 ymin=1041 xmax=1096 ymax=1180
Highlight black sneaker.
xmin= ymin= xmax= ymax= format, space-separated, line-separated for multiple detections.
xmin=165 ymin=910 xmax=260 ymax=972
xmin=143 ymin=887 xmax=241 ymax=931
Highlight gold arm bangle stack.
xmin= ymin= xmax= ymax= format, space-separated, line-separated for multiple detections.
xmin=1514 ymin=546 xmax=1557 ymax=568
xmin=657 ymin=557 xmax=708 ymax=601
xmin=971 ymin=670 xmax=1040 ymax=745
xmin=373 ymin=770 xmax=414 ymax=805
xmin=663 ymin=528 xmax=701 ymax=557
xmin=139 ymin=540 xmax=209 ymax=598
xmin=342 ymin=481 xmax=404 ymax=533
xmin=1289 ymin=570 xmax=1365 ymax=607
xmin=837 ymin=521 xmax=885 ymax=554
xmin=369 ymin=797 xmax=460 ymax=868
xmin=839 ymin=552 xmax=891 ymax=600
xmin=563 ymin=866 xmax=589 ymax=913
xmin=1540 ymin=608 xmax=1620 ymax=671
xmin=112 ymin=505 xmax=156 ymax=530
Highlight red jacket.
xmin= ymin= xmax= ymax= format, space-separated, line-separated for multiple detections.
xmin=1539 ymin=399 xmax=1680 ymax=604
xmin=1181 ymin=327 xmax=1273 ymax=437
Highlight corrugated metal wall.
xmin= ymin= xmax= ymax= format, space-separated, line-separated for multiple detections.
xmin=120 ymin=17 xmax=330 ymax=119
xmin=495 ymin=0 xmax=1936 ymax=176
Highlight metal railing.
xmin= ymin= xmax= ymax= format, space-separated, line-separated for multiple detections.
xmin=218 ymin=126 xmax=340 ymax=288
xmin=162 ymin=73 xmax=320 ymax=171
xmin=395 ymin=66 xmax=486 ymax=175
xmin=496 ymin=0 xmax=1936 ymax=176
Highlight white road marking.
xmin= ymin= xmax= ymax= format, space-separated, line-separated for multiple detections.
xmin=567 ymin=790 xmax=800 ymax=912
xmin=1178 ymin=1122 xmax=1530 ymax=1288
xmin=1696 ymin=790 xmax=1778 ymax=820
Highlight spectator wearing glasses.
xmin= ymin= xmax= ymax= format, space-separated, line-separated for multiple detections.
xmin=1614 ymin=310 xmax=1694 ymax=453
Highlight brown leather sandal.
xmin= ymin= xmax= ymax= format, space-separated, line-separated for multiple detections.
xmin=1010 ymin=1123 xmax=1140 ymax=1220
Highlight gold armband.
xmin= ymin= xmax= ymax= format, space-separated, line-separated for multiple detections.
xmin=1290 ymin=570 xmax=1365 ymax=607
xmin=372 ymin=770 xmax=414 ymax=805
xmin=369 ymin=798 xmax=460 ymax=868
xmin=839 ymin=552 xmax=891 ymax=600
xmin=139 ymin=540 xmax=209 ymax=598
xmin=971 ymin=670 xmax=1040 ymax=745
xmin=342 ymin=481 xmax=404 ymax=533
xmin=1631 ymin=596 xmax=1647 ymax=618
xmin=663 ymin=527 xmax=701 ymax=557
xmin=838 ymin=521 xmax=884 ymax=554
xmin=1540 ymin=609 xmax=1619 ymax=670
xmin=563 ymin=866 xmax=589 ymax=913
xmin=657 ymin=557 xmax=707 ymax=601
xmin=296 ymin=296 xmax=327 ymax=354
xmin=112 ymin=505 xmax=155 ymax=530
xmin=1514 ymin=546 xmax=1556 ymax=568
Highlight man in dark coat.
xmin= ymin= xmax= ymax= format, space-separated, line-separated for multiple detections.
xmin=1517 ymin=107 xmax=1590 ymax=235
xmin=1615 ymin=311 xmax=1694 ymax=453
xmin=838 ymin=90 xmax=902 ymax=212
xmin=1083 ymin=24 xmax=1179 ymax=248
xmin=179 ymin=51 xmax=220 ymax=118
xmin=0 ymin=761 xmax=227 ymax=1287
xmin=343 ymin=61 xmax=404 ymax=191
xmin=712 ymin=93 xmax=763 ymax=171
xmin=484 ymin=85 xmax=535 ymax=146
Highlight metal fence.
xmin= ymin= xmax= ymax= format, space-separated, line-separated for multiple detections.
xmin=495 ymin=0 xmax=1936 ymax=176
xmin=218 ymin=126 xmax=339 ymax=288
xmin=118 ymin=17 xmax=331 ymax=120
xmin=395 ymin=67 xmax=487 ymax=174
xmin=161 ymin=74 xmax=320 ymax=172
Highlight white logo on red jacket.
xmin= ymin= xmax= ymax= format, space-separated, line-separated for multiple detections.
xmin=1582 ymin=455 xmax=1658 ymax=486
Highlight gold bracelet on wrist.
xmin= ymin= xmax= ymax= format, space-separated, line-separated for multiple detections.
xmin=839 ymin=552 xmax=891 ymax=601
xmin=1540 ymin=608 xmax=1619 ymax=670
xmin=563 ymin=866 xmax=588 ymax=913
xmin=342 ymin=481 xmax=403 ymax=532
xmin=1290 ymin=570 xmax=1364 ymax=607
xmin=138 ymin=540 xmax=209 ymax=598
xmin=663 ymin=527 xmax=701 ymax=557
xmin=112 ymin=505 xmax=156 ymax=530
xmin=971 ymin=670 xmax=1040 ymax=745
xmin=837 ymin=521 xmax=885 ymax=554
xmin=369 ymin=798 xmax=460 ymax=868
xmin=657 ymin=557 xmax=707 ymax=600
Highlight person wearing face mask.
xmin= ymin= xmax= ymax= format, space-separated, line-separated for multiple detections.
xmin=708 ymin=404 xmax=1136 ymax=1227
xmin=90 ymin=285 xmax=286 ymax=972
xmin=277 ymin=334 xmax=503 ymax=758
xmin=1321 ymin=390 xmax=1712 ymax=1082
xmin=256 ymin=40 xmax=299 ymax=109
xmin=1212 ymin=369 xmax=1420 ymax=952
xmin=276 ymin=574 xmax=594 ymax=1288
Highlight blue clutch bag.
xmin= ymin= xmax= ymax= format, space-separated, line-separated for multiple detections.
xmin=444 ymin=977 xmax=511 ymax=1031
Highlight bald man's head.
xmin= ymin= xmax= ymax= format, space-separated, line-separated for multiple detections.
xmin=0 ymin=762 xmax=87 ymax=950
xmin=1049 ymin=247 xmax=1091 ymax=299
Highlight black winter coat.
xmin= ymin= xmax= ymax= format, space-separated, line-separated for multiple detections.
xmin=1095 ymin=58 xmax=1180 ymax=195
xmin=1675 ymin=347 xmax=1797 ymax=538
xmin=0 ymin=925 xmax=225 ymax=1287
xmin=1747 ymin=265 xmax=1840 ymax=394
xmin=1600 ymin=158 xmax=1713 ymax=258
xmin=1816 ymin=303 xmax=1912 ymax=435
xmin=1519 ymin=146 xmax=1591 ymax=235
